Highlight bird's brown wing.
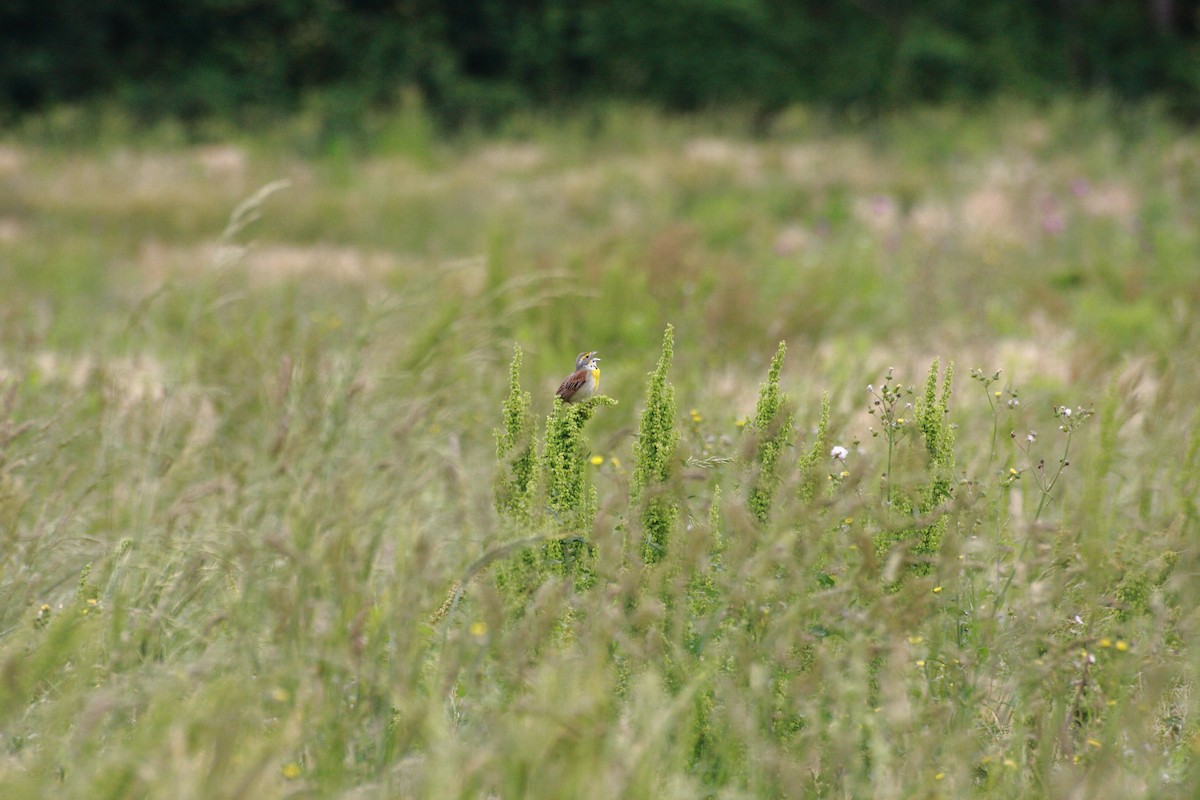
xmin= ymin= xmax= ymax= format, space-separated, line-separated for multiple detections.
xmin=556 ymin=368 xmax=588 ymax=401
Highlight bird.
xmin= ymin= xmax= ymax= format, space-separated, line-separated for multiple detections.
xmin=555 ymin=351 xmax=600 ymax=403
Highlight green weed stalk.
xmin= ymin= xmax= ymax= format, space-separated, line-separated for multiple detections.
xmin=632 ymin=325 xmax=680 ymax=564
xmin=494 ymin=344 xmax=539 ymax=522
xmin=747 ymin=341 xmax=794 ymax=525
xmin=796 ymin=392 xmax=831 ymax=504
xmin=871 ymin=360 xmax=955 ymax=575
xmin=543 ymin=397 xmax=609 ymax=529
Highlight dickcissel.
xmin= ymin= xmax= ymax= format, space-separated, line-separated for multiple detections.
xmin=555 ymin=351 xmax=600 ymax=403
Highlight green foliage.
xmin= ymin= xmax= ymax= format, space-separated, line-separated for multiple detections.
xmin=2 ymin=109 xmax=1200 ymax=799
xmin=796 ymin=392 xmax=831 ymax=504
xmin=872 ymin=360 xmax=955 ymax=573
xmin=632 ymin=325 xmax=680 ymax=564
xmin=492 ymin=359 xmax=613 ymax=590
xmin=1180 ymin=424 xmax=1200 ymax=530
xmin=685 ymin=486 xmax=725 ymax=628
xmin=747 ymin=342 xmax=794 ymax=525
xmin=5 ymin=1 xmax=1200 ymax=129
xmin=1115 ymin=571 xmax=1152 ymax=621
xmin=542 ymin=396 xmax=616 ymax=534
xmin=494 ymin=344 xmax=538 ymax=522
xmin=914 ymin=359 xmax=955 ymax=556
xmin=917 ymin=359 xmax=955 ymax=507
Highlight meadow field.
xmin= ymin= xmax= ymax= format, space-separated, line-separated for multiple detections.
xmin=0 ymin=99 xmax=1197 ymax=798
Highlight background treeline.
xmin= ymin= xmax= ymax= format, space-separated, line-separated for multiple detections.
xmin=2 ymin=0 xmax=1199 ymax=127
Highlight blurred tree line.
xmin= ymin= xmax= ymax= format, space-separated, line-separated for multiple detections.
xmin=2 ymin=0 xmax=1197 ymax=127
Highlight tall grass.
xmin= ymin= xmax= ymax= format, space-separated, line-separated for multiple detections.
xmin=0 ymin=99 xmax=1197 ymax=798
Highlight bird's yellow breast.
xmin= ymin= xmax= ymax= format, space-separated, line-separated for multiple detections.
xmin=592 ymin=367 xmax=600 ymax=387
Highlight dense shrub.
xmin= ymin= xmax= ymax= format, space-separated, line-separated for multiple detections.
xmin=2 ymin=0 xmax=1198 ymax=125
